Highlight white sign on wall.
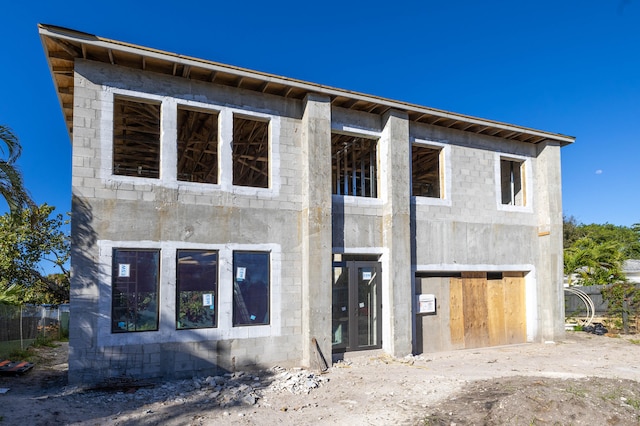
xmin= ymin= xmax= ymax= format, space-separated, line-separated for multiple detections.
xmin=417 ymin=294 xmax=436 ymax=314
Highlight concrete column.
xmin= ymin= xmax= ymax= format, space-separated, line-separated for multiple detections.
xmin=380 ymin=110 xmax=413 ymax=356
xmin=534 ymin=141 xmax=565 ymax=342
xmin=300 ymin=94 xmax=333 ymax=368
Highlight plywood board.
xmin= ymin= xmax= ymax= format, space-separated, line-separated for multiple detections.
xmin=503 ymin=275 xmax=526 ymax=344
xmin=449 ymin=277 xmax=465 ymax=348
xmin=487 ymin=279 xmax=507 ymax=346
xmin=462 ymin=273 xmax=488 ymax=349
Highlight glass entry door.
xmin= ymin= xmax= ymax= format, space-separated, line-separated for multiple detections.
xmin=332 ymin=260 xmax=382 ymax=352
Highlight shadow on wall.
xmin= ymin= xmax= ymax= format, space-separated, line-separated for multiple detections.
xmin=332 ymin=197 xmax=345 ymax=250
xmin=71 ymin=195 xmax=98 ymax=289
xmin=69 ymin=195 xmax=100 ymax=375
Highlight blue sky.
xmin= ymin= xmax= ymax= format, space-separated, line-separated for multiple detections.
xmin=1 ymin=0 xmax=639 ymax=227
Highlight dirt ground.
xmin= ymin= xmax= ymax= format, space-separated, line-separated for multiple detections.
xmin=1 ymin=332 xmax=640 ymax=425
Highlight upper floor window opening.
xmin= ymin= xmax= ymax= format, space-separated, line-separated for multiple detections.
xmin=412 ymin=144 xmax=442 ymax=198
xmin=332 ymin=133 xmax=378 ymax=198
xmin=232 ymin=115 xmax=270 ymax=188
xmin=113 ymin=96 xmax=161 ymax=178
xmin=177 ymin=107 xmax=219 ymax=184
xmin=500 ymin=157 xmax=526 ymax=206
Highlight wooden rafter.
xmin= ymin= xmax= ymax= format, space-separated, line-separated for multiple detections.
xmin=232 ymin=117 xmax=269 ymax=188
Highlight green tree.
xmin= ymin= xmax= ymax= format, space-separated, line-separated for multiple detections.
xmin=563 ymin=218 xmax=640 ymax=286
xmin=0 ymin=125 xmax=33 ymax=214
xmin=563 ymin=215 xmax=584 ymax=249
xmin=0 ymin=204 xmax=70 ymax=304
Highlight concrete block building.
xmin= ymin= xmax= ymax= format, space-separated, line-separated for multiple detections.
xmin=40 ymin=24 xmax=574 ymax=385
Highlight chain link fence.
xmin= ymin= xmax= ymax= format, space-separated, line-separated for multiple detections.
xmin=0 ymin=304 xmax=69 ymax=359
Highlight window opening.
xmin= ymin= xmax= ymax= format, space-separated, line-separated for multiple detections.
xmin=111 ymin=249 xmax=160 ymax=332
xmin=177 ymin=107 xmax=219 ymax=183
xmin=331 ymin=133 xmax=377 ymax=197
xmin=176 ymin=250 xmax=218 ymax=329
xmin=232 ymin=116 xmax=269 ymax=188
xmin=500 ymin=158 xmax=525 ymax=206
xmin=113 ymin=97 xmax=161 ymax=178
xmin=233 ymin=251 xmax=270 ymax=326
xmin=412 ymin=144 xmax=442 ymax=197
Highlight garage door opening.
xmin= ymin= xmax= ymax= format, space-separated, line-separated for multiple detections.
xmin=415 ymin=271 xmax=527 ymax=353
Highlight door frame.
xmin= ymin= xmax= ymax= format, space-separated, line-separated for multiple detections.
xmin=332 ymin=258 xmax=382 ymax=353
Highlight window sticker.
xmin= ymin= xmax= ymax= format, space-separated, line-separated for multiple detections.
xmin=202 ymin=293 xmax=213 ymax=306
xmin=118 ymin=264 xmax=130 ymax=278
xmin=236 ymin=267 xmax=246 ymax=281
xmin=362 ymin=271 xmax=372 ymax=280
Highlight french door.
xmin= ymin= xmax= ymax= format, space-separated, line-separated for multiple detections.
xmin=332 ymin=260 xmax=382 ymax=352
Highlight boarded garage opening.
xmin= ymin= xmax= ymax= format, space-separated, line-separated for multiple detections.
xmin=415 ymin=271 xmax=526 ymax=353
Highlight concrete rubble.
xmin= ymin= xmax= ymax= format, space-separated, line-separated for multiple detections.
xmin=70 ymin=366 xmax=330 ymax=409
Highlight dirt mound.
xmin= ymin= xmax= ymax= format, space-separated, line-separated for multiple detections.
xmin=422 ymin=376 xmax=640 ymax=425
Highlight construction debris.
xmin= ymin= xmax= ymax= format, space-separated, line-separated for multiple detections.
xmin=79 ymin=366 xmax=329 ymax=408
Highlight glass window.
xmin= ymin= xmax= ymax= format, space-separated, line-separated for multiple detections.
xmin=232 ymin=116 xmax=269 ymax=188
xmin=176 ymin=250 xmax=218 ymax=329
xmin=177 ymin=107 xmax=219 ymax=183
xmin=500 ymin=158 xmax=526 ymax=206
xmin=113 ymin=97 xmax=161 ymax=178
xmin=233 ymin=251 xmax=270 ymax=326
xmin=412 ymin=144 xmax=442 ymax=198
xmin=331 ymin=133 xmax=377 ymax=197
xmin=112 ymin=249 xmax=160 ymax=332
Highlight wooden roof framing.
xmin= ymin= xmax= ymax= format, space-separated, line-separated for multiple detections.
xmin=39 ymin=24 xmax=575 ymax=147
xmin=177 ymin=107 xmax=219 ymax=184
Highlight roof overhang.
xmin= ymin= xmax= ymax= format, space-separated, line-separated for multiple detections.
xmin=39 ymin=23 xmax=575 ymax=147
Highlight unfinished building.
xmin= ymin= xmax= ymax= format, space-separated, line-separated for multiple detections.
xmin=39 ymin=24 xmax=574 ymax=385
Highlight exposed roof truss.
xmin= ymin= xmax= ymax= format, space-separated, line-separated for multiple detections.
xmin=39 ymin=24 xmax=575 ymax=147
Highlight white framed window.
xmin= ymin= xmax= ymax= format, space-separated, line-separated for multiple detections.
xmin=331 ymin=132 xmax=378 ymax=198
xmin=495 ymin=153 xmax=532 ymax=212
xmin=177 ymin=107 xmax=219 ymax=184
xmin=411 ymin=139 xmax=451 ymax=207
xmin=232 ymin=115 xmax=270 ymax=188
xmin=112 ymin=96 xmax=161 ymax=179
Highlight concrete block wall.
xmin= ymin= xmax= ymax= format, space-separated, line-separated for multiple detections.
xmin=409 ymin=121 xmax=565 ymax=343
xmin=68 ymin=56 xmax=566 ymax=384
xmin=70 ymin=61 xmax=309 ymax=385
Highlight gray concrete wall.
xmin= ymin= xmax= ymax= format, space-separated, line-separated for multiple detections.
xmin=409 ymin=121 xmax=565 ymax=343
xmin=68 ymin=58 xmax=568 ymax=384
xmin=70 ymin=60 xmax=308 ymax=384
xmin=300 ymin=94 xmax=333 ymax=368
xmin=533 ymin=141 xmax=565 ymax=341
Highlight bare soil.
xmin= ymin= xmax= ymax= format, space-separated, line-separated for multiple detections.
xmin=1 ymin=332 xmax=640 ymax=425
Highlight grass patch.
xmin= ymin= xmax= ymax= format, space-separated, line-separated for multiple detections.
xmin=3 ymin=335 xmax=60 ymax=362
xmin=32 ymin=334 xmax=58 ymax=348
xmin=7 ymin=347 xmax=33 ymax=361
xmin=566 ymin=385 xmax=587 ymax=397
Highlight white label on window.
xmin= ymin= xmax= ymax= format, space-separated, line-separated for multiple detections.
xmin=202 ymin=293 xmax=213 ymax=306
xmin=359 ymin=302 xmax=365 ymax=308
xmin=341 ymin=306 xmax=347 ymax=312
xmin=236 ymin=267 xmax=246 ymax=281
xmin=118 ymin=264 xmax=130 ymax=277
xmin=362 ymin=271 xmax=372 ymax=280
